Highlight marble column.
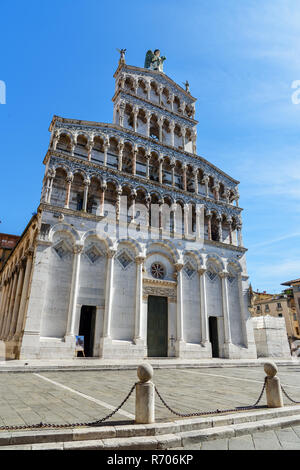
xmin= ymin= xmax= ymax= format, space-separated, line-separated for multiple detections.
xmin=237 ymin=272 xmax=249 ymax=348
xmin=116 ymin=187 xmax=122 ymax=222
xmin=133 ymin=107 xmax=138 ymax=133
xmin=182 ymin=127 xmax=186 ymax=149
xmin=118 ymin=141 xmax=124 ymax=171
xmin=171 ymin=204 xmax=177 ymax=235
xmin=217 ymin=215 xmax=223 ymax=242
xmin=64 ymin=173 xmax=73 ymax=209
xmin=170 ymin=93 xmax=174 ymax=111
xmin=170 ymin=161 xmax=175 ymax=187
xmin=158 ymin=156 xmax=163 ymax=184
xmin=145 ymin=152 xmax=151 ymax=180
xmin=195 ymin=206 xmax=202 ymax=240
xmin=129 ymin=191 xmax=136 ymax=222
xmin=220 ymin=272 xmax=232 ymax=345
xmin=170 ymin=121 xmax=175 ymax=147
xmin=175 ymin=263 xmax=184 ymax=344
xmin=199 ymin=269 xmax=210 ymax=345
xmin=228 ymin=219 xmax=233 ymax=245
xmin=103 ymin=142 xmax=109 ymax=166
xmin=206 ymin=211 xmax=212 ymax=240
xmin=193 ymin=169 xmax=198 ymax=194
xmin=146 ymin=112 xmax=151 ymax=138
xmin=65 ymin=244 xmax=84 ymax=340
xmin=3 ymin=271 xmax=18 ymax=339
xmin=132 ymin=147 xmax=137 ymax=176
xmin=213 ymin=182 xmax=220 ymax=201
xmin=202 ymin=175 xmax=209 ymax=198
xmin=14 ymin=250 xmax=34 ymax=339
xmin=183 ymin=204 xmax=189 ymax=238
xmin=134 ymin=256 xmax=145 ymax=343
xmin=182 ymin=164 xmax=187 ymax=191
xmin=82 ymin=178 xmax=90 ymax=212
xmin=99 ymin=183 xmax=106 ymax=217
xmin=0 ymin=281 xmax=7 ymax=318
xmin=46 ymin=176 xmax=54 ymax=204
xmin=8 ymin=262 xmax=25 ymax=339
xmin=0 ymin=277 xmax=13 ymax=340
xmin=237 ymin=224 xmax=243 ymax=247
xmin=87 ymin=142 xmax=93 ymax=161
xmin=102 ymin=249 xmax=116 ymax=338
xmin=158 ymin=117 xmax=163 ymax=143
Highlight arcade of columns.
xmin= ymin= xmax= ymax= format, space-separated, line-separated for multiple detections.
xmin=43 ymin=126 xmax=242 ymax=247
xmin=0 ymin=224 xmax=37 ymax=346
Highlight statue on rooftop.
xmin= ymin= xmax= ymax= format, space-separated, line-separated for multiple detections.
xmin=117 ymin=48 xmax=127 ymax=64
xmin=144 ymin=49 xmax=166 ymax=73
xmin=183 ymin=80 xmax=190 ymax=93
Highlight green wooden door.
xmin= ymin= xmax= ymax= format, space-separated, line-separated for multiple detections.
xmin=147 ymin=296 xmax=168 ymax=357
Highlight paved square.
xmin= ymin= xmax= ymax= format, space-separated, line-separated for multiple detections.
xmin=0 ymin=365 xmax=300 ymax=429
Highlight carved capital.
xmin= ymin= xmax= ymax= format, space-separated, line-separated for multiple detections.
xmin=73 ymin=244 xmax=84 ymax=255
xmin=135 ymin=256 xmax=145 ymax=265
xmin=175 ymin=262 xmax=184 ymax=272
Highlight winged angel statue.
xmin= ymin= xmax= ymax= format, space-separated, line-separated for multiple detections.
xmin=144 ymin=49 xmax=166 ymax=73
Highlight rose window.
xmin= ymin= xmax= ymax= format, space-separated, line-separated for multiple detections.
xmin=151 ymin=262 xmax=165 ymax=279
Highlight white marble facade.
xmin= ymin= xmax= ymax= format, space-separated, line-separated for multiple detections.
xmin=0 ymin=57 xmax=257 ymax=360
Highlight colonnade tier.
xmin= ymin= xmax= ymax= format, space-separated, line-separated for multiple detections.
xmin=113 ymin=98 xmax=196 ymax=153
xmin=49 ymin=131 xmax=239 ymax=206
xmin=114 ymin=72 xmax=196 ymax=121
xmin=42 ymin=166 xmax=243 ymax=247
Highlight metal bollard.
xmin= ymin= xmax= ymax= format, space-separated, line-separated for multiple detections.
xmin=264 ymin=362 xmax=283 ymax=408
xmin=135 ymin=363 xmax=155 ymax=424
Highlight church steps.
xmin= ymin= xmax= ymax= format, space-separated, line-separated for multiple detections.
xmin=1 ymin=404 xmax=300 ymax=449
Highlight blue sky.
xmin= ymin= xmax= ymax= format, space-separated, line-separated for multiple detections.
xmin=0 ymin=0 xmax=299 ymax=293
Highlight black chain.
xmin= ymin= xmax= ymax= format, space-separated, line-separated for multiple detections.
xmin=154 ymin=377 xmax=267 ymax=418
xmin=281 ymin=384 xmax=300 ymax=404
xmin=0 ymin=378 xmax=271 ymax=432
xmin=0 ymin=382 xmax=137 ymax=432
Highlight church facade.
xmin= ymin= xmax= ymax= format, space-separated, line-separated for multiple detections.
xmin=0 ymin=53 xmax=257 ymax=360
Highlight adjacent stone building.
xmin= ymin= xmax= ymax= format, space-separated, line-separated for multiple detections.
xmin=282 ymin=279 xmax=300 ymax=327
xmin=0 ymin=233 xmax=20 ymax=271
xmin=0 ymin=53 xmax=257 ymax=360
xmin=252 ymin=291 xmax=300 ymax=344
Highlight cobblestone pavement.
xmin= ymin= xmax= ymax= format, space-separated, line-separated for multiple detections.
xmin=172 ymin=425 xmax=300 ymax=450
xmin=0 ymin=365 xmax=300 ymax=428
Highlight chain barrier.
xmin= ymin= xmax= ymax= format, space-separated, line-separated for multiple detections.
xmin=4 ymin=375 xmax=298 ymax=432
xmin=154 ymin=376 xmax=267 ymax=418
xmin=0 ymin=382 xmax=137 ymax=432
xmin=281 ymin=385 xmax=300 ymax=404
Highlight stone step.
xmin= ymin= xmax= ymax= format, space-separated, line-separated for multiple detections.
xmin=0 ymin=358 xmax=298 ymax=373
xmin=1 ymin=404 xmax=300 ymax=448
xmin=2 ymin=413 xmax=300 ymax=450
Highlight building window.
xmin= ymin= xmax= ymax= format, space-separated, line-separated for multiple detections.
xmin=278 ymin=313 xmax=283 ymax=317
xmin=294 ymin=313 xmax=297 ymax=321
xmin=256 ymin=305 xmax=261 ymax=312
xmin=296 ymin=327 xmax=299 ymax=335
xmin=277 ymin=302 xmax=282 ymax=310
xmin=265 ymin=304 xmax=270 ymax=312
xmin=151 ymin=262 xmax=165 ymax=280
